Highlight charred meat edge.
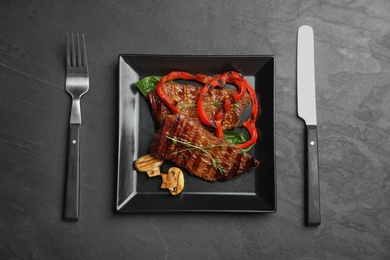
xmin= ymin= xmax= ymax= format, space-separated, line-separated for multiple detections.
xmin=149 ymin=114 xmax=260 ymax=182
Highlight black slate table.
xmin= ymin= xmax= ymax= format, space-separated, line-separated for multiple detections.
xmin=1 ymin=0 xmax=389 ymax=259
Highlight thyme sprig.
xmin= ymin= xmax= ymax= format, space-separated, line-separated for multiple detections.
xmin=166 ymin=136 xmax=228 ymax=174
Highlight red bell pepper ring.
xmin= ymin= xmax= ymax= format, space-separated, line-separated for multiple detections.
xmin=197 ymin=77 xmax=226 ymax=129
xmin=237 ymin=76 xmax=259 ymax=149
xmin=156 ymin=71 xmax=216 ymax=114
xmin=197 ymin=71 xmax=258 ymax=149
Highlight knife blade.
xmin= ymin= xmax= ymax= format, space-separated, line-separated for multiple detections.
xmin=297 ymin=25 xmax=321 ymax=226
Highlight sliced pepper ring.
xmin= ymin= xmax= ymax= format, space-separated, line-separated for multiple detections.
xmin=237 ymin=76 xmax=259 ymax=149
xmin=197 ymin=71 xmax=258 ymax=149
xmin=156 ymin=71 xmax=217 ymax=114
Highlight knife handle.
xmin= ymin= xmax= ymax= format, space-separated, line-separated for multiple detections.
xmin=305 ymin=125 xmax=321 ymax=226
xmin=64 ymin=124 xmax=80 ymax=221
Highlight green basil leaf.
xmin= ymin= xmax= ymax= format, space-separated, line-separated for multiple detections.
xmin=223 ymin=131 xmax=255 ymax=152
xmin=135 ymin=76 xmax=162 ymax=96
xmin=224 ymin=131 xmax=248 ymax=143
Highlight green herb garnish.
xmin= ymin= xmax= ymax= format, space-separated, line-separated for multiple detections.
xmin=223 ymin=131 xmax=254 ymax=153
xmin=135 ymin=76 xmax=162 ymax=96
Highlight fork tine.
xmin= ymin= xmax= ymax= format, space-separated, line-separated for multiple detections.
xmin=81 ymin=34 xmax=88 ymax=69
xmin=76 ymin=33 xmax=82 ymax=67
xmin=66 ymin=33 xmax=71 ymax=68
xmin=71 ymin=33 xmax=76 ymax=67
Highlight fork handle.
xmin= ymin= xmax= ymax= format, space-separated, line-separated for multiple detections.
xmin=64 ymin=123 xmax=80 ymax=220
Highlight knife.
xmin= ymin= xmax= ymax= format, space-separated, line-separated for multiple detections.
xmin=297 ymin=25 xmax=321 ymax=226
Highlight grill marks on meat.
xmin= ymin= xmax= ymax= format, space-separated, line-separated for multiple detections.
xmin=149 ymin=114 xmax=260 ymax=182
xmin=146 ymin=80 xmax=260 ymax=182
xmin=147 ymin=82 xmax=251 ymax=130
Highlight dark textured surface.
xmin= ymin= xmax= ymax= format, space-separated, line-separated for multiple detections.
xmin=1 ymin=0 xmax=389 ymax=259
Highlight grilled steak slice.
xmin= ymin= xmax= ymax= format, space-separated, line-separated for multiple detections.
xmin=149 ymin=114 xmax=260 ymax=182
xmin=147 ymin=82 xmax=252 ymax=130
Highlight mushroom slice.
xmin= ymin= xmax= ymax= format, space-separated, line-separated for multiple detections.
xmin=161 ymin=167 xmax=185 ymax=195
xmin=134 ymin=154 xmax=164 ymax=176
xmin=146 ymin=167 xmax=161 ymax=177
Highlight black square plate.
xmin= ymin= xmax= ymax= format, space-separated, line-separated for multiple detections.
xmin=117 ymin=55 xmax=275 ymax=212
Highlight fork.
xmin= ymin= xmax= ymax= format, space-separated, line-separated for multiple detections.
xmin=64 ymin=33 xmax=89 ymax=221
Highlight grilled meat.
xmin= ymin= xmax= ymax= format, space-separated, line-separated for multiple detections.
xmin=147 ymin=82 xmax=252 ymax=130
xmin=149 ymin=114 xmax=260 ymax=182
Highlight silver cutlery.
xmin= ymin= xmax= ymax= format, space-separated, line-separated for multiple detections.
xmin=297 ymin=25 xmax=321 ymax=226
xmin=64 ymin=33 xmax=89 ymax=221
